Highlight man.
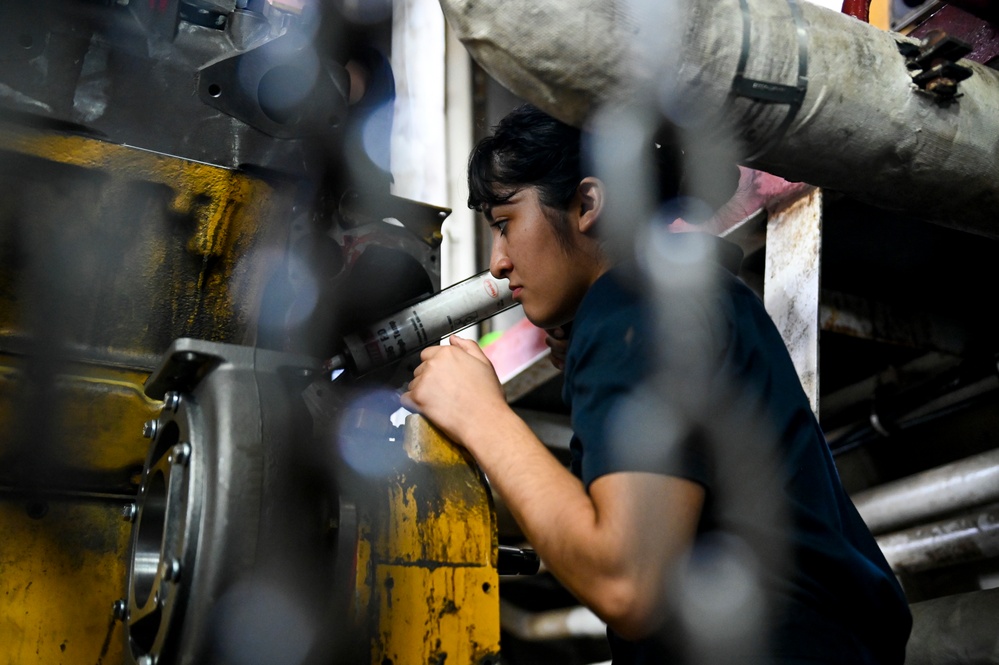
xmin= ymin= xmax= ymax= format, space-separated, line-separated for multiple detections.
xmin=400 ymin=104 xmax=911 ymax=663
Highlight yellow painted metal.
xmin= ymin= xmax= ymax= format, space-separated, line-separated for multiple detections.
xmin=0 ymin=125 xmax=291 ymax=664
xmin=870 ymin=0 xmax=889 ymax=31
xmin=360 ymin=415 xmax=501 ymax=665
xmin=0 ymin=497 xmax=131 ymax=665
xmin=0 ymin=124 xmax=291 ymax=360
xmin=0 ymin=356 xmax=160 ymax=492
xmin=0 ymin=117 xmax=491 ymax=665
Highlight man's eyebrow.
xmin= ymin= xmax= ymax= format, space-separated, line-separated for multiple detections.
xmin=482 ymin=188 xmax=523 ymax=223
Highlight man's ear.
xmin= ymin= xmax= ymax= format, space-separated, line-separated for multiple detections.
xmin=576 ymin=177 xmax=604 ymax=234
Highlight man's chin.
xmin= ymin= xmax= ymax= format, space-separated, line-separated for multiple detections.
xmin=523 ymin=310 xmax=562 ymax=331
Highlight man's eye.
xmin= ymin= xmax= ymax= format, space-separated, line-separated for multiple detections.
xmin=493 ymin=220 xmax=508 ymax=235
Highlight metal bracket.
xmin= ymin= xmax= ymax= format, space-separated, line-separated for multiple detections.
xmin=902 ymin=29 xmax=973 ymax=100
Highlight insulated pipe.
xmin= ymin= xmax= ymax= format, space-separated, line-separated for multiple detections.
xmin=438 ymin=0 xmax=999 ymax=237
xmin=875 ymin=502 xmax=999 ymax=574
xmin=853 ymin=448 xmax=999 ymax=535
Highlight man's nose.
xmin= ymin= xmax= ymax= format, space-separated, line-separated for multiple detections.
xmin=489 ymin=243 xmax=512 ymax=279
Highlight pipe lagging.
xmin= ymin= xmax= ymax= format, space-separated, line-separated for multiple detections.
xmin=439 ymin=0 xmax=999 ymax=237
xmin=853 ymin=448 xmax=999 ymax=535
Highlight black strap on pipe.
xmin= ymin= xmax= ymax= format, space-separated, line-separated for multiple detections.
xmin=729 ymin=0 xmax=810 ymax=161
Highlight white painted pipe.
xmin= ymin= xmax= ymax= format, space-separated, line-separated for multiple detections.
xmin=853 ymin=448 xmax=999 ymax=535
xmin=438 ymin=0 xmax=999 ymax=237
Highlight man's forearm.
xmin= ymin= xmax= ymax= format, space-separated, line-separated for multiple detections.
xmin=461 ymin=406 xmax=673 ymax=638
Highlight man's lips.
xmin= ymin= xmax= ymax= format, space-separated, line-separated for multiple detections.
xmin=511 ymin=286 xmax=523 ymax=299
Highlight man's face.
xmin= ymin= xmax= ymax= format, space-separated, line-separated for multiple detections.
xmin=486 ymin=186 xmax=602 ymax=329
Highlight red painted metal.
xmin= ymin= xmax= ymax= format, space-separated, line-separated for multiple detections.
xmin=841 ymin=0 xmax=872 ymax=22
xmin=911 ymin=4 xmax=999 ymax=65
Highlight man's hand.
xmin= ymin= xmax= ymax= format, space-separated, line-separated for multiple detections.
xmin=400 ymin=335 xmax=508 ymax=448
xmin=545 ymin=325 xmax=571 ymax=371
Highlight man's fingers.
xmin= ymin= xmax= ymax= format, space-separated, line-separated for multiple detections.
xmin=399 ymin=389 xmax=417 ymax=413
xmin=420 ymin=345 xmax=446 ymax=361
xmin=448 ymin=335 xmax=490 ymax=363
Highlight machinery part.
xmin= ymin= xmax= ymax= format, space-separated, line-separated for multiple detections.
xmin=339 ymin=189 xmax=452 ymax=248
xmin=901 ymin=29 xmax=975 ymax=99
xmin=853 ymin=448 xmax=999 ymax=535
xmin=324 ymin=270 xmax=515 ymax=377
xmin=0 ymin=124 xmax=294 ymax=369
xmin=0 ymin=3 xmax=460 ymax=664
xmin=497 ymin=545 xmax=541 ymax=576
xmin=0 ymin=494 xmax=133 ymax=664
xmin=360 ymin=414 xmax=501 ymax=665
xmin=0 ymin=0 xmax=348 ymax=171
xmin=875 ymin=502 xmax=999 ymax=574
xmin=438 ymin=0 xmax=999 ymax=237
xmin=0 ymin=86 xmax=293 ymax=665
xmin=197 ymin=29 xmax=350 ymax=139
xmin=906 ymin=587 xmax=999 ymax=665
xmin=908 ymin=3 xmax=999 ymax=65
xmin=125 ymin=338 xmax=355 ymax=664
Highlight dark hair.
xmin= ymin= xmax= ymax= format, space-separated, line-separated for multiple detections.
xmin=467 ymin=104 xmax=582 ymax=249
xmin=467 ymin=103 xmax=697 ymax=227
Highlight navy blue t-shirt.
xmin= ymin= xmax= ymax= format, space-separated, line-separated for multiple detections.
xmin=562 ymin=242 xmax=911 ymax=664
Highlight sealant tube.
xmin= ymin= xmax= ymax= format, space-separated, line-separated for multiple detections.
xmin=325 ymin=270 xmax=515 ymax=376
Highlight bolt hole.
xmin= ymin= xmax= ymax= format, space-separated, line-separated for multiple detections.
xmin=481 ymin=582 xmax=491 ymax=593
xmin=25 ymin=500 xmax=48 ymax=519
xmin=208 ymin=83 xmax=222 ymax=98
xmin=18 ymin=34 xmax=33 ymax=49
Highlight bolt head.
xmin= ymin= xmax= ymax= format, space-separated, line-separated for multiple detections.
xmin=163 ymin=391 xmax=181 ymax=413
xmin=926 ymin=77 xmax=957 ymax=97
xmin=112 ymin=599 xmax=127 ymax=621
xmin=122 ymin=503 xmax=137 ymax=522
xmin=171 ymin=442 xmax=192 ymax=467
xmin=142 ymin=420 xmax=158 ymax=439
xmin=162 ymin=558 xmax=182 ymax=583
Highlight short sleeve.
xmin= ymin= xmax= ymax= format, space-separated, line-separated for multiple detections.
xmin=564 ymin=273 xmax=712 ymax=490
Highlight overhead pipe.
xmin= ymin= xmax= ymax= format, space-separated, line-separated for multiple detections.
xmin=827 ymin=370 xmax=999 ymax=455
xmin=826 ymin=365 xmax=999 ymax=455
xmin=875 ymin=502 xmax=999 ymax=574
xmin=438 ymin=0 xmax=999 ymax=237
xmin=853 ymin=448 xmax=999 ymax=535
